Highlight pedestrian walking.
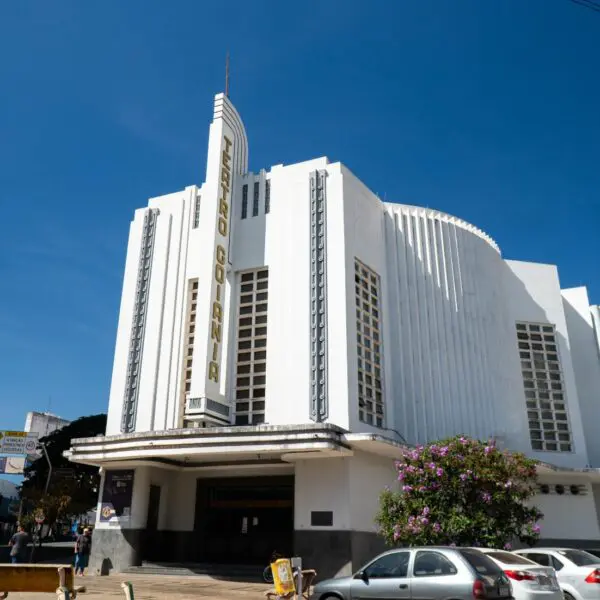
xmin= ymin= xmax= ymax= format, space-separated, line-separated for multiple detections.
xmin=9 ymin=525 xmax=30 ymax=564
xmin=74 ymin=527 xmax=92 ymax=575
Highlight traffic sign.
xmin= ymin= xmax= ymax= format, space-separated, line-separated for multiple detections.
xmin=0 ymin=431 xmax=39 ymax=456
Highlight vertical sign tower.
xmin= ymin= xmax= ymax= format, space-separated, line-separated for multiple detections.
xmin=189 ymin=92 xmax=248 ymax=425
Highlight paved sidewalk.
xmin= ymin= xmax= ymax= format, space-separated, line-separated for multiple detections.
xmin=4 ymin=572 xmax=272 ymax=599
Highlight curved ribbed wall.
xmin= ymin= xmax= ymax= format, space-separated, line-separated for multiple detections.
xmin=383 ymin=204 xmax=524 ymax=446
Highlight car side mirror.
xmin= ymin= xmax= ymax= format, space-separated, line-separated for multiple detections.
xmin=354 ymin=570 xmax=368 ymax=582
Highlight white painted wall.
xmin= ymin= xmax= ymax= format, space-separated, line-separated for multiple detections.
xmin=505 ymin=261 xmax=589 ymax=468
xmin=294 ymin=452 xmax=397 ymax=533
xmin=347 ymin=451 xmax=398 ymax=532
xmin=294 ymin=457 xmax=351 ymax=531
xmin=263 ymin=158 xmax=331 ymax=426
xmin=532 ymin=478 xmax=600 ymax=540
xmin=562 ymin=287 xmax=600 ymax=467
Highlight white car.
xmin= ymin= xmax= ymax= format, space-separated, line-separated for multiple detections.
xmin=471 ymin=548 xmax=562 ymax=600
xmin=513 ymin=548 xmax=600 ymax=600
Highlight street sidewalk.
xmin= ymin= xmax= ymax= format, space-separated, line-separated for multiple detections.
xmin=4 ymin=572 xmax=272 ymax=599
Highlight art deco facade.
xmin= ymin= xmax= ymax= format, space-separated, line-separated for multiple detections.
xmin=67 ymin=92 xmax=600 ymax=578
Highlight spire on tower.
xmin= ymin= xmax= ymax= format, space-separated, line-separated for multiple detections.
xmin=225 ymin=51 xmax=230 ymax=98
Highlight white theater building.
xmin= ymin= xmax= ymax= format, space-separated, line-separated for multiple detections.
xmin=66 ymin=91 xmax=600 ymax=577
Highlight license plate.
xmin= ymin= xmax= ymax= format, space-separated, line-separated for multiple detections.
xmin=498 ymin=584 xmax=510 ymax=597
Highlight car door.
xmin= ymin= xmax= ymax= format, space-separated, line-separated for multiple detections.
xmin=350 ymin=550 xmax=411 ymax=600
xmin=409 ymin=550 xmax=468 ymax=600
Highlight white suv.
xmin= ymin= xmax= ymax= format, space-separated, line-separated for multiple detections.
xmin=513 ymin=548 xmax=600 ymax=600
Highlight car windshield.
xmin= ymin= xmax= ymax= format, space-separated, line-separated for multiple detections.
xmin=485 ymin=551 xmax=535 ymax=566
xmin=458 ymin=549 xmax=504 ymax=575
xmin=557 ymin=550 xmax=600 ymax=566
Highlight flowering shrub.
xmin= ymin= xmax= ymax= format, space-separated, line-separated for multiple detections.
xmin=376 ymin=436 xmax=543 ymax=549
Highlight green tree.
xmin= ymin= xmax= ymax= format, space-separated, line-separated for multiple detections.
xmin=21 ymin=414 xmax=106 ymax=522
xmin=376 ymin=436 xmax=543 ymax=550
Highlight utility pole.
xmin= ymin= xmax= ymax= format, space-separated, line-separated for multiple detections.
xmin=42 ymin=443 xmax=52 ymax=495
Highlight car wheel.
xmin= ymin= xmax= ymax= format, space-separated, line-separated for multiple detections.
xmin=563 ymin=592 xmax=575 ymax=600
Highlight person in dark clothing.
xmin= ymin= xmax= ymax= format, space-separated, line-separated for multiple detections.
xmin=74 ymin=527 xmax=92 ymax=575
xmin=9 ymin=525 xmax=30 ymax=564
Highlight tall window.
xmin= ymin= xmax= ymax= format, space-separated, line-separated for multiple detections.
xmin=180 ymin=279 xmax=198 ymax=425
xmin=265 ymin=180 xmax=271 ymax=214
xmin=234 ymin=269 xmax=269 ymax=425
xmin=253 ymin=181 xmax=260 ymax=217
xmin=242 ymin=184 xmax=248 ymax=219
xmin=355 ymin=259 xmax=384 ymax=428
xmin=193 ymin=195 xmax=201 ymax=228
xmin=516 ymin=322 xmax=572 ymax=452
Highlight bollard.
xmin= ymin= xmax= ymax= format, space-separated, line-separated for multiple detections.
xmin=121 ymin=581 xmax=135 ymax=600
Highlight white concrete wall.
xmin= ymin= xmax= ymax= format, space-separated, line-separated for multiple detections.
xmin=533 ymin=478 xmax=600 ymax=540
xmin=294 ymin=457 xmax=351 ymax=531
xmin=562 ymin=287 xmax=600 ymax=467
xmin=294 ymin=452 xmax=397 ymax=533
xmin=263 ymin=158 xmax=331 ymax=426
xmin=348 ymin=451 xmax=398 ymax=532
xmin=505 ymin=261 xmax=589 ymax=468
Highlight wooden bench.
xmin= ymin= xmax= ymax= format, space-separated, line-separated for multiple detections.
xmin=0 ymin=564 xmax=85 ymax=599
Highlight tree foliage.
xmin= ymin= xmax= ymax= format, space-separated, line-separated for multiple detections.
xmin=376 ymin=436 xmax=543 ymax=550
xmin=21 ymin=414 xmax=106 ymax=521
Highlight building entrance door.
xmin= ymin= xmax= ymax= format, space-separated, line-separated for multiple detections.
xmin=143 ymin=484 xmax=161 ymax=561
xmin=194 ymin=476 xmax=294 ymax=564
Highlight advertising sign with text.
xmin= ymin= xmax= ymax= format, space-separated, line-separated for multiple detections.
xmin=0 ymin=431 xmax=39 ymax=455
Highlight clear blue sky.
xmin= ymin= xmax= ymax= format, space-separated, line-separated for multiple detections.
xmin=1 ymin=0 xmax=598 ymax=431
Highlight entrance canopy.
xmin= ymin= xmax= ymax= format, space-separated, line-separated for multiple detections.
xmin=64 ymin=423 xmax=371 ymax=469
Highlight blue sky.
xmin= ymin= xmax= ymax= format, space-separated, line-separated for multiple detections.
xmin=0 ymin=0 xmax=598 ymax=433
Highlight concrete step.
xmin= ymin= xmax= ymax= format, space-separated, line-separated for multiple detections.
xmin=123 ymin=562 xmax=266 ymax=581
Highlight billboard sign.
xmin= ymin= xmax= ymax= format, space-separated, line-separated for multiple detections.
xmin=0 ymin=456 xmax=29 ymax=475
xmin=99 ymin=470 xmax=134 ymax=525
xmin=0 ymin=431 xmax=39 ymax=456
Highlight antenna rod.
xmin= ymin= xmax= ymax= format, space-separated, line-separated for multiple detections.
xmin=225 ymin=52 xmax=230 ymax=97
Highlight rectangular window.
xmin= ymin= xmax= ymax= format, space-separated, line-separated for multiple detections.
xmin=193 ymin=195 xmax=201 ymax=228
xmin=355 ymin=259 xmax=384 ymax=428
xmin=253 ymin=181 xmax=260 ymax=217
xmin=265 ymin=180 xmax=271 ymax=214
xmin=180 ymin=279 xmax=198 ymax=426
xmin=235 ymin=269 xmax=269 ymax=425
xmin=242 ymin=184 xmax=248 ymax=219
xmin=515 ymin=322 xmax=572 ymax=452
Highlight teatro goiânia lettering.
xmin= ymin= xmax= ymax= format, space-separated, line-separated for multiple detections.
xmin=208 ymin=135 xmax=233 ymax=383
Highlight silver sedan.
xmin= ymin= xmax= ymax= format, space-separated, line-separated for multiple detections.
xmin=311 ymin=546 xmax=513 ymax=600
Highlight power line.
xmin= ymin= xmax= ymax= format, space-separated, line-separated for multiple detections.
xmin=568 ymin=0 xmax=600 ymax=13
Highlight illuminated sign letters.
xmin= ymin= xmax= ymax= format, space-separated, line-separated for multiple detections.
xmin=208 ymin=135 xmax=233 ymax=383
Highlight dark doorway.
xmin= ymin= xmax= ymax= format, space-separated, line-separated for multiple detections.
xmin=194 ymin=476 xmax=294 ymax=565
xmin=143 ymin=484 xmax=161 ymax=561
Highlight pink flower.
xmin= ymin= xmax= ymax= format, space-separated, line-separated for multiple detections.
xmin=504 ymin=542 xmax=512 ymax=550
xmin=436 ymin=467 xmax=444 ymax=477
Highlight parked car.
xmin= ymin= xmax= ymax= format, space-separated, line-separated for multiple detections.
xmin=472 ymin=548 xmax=562 ymax=600
xmin=513 ymin=548 xmax=600 ymax=600
xmin=311 ymin=546 xmax=513 ymax=600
